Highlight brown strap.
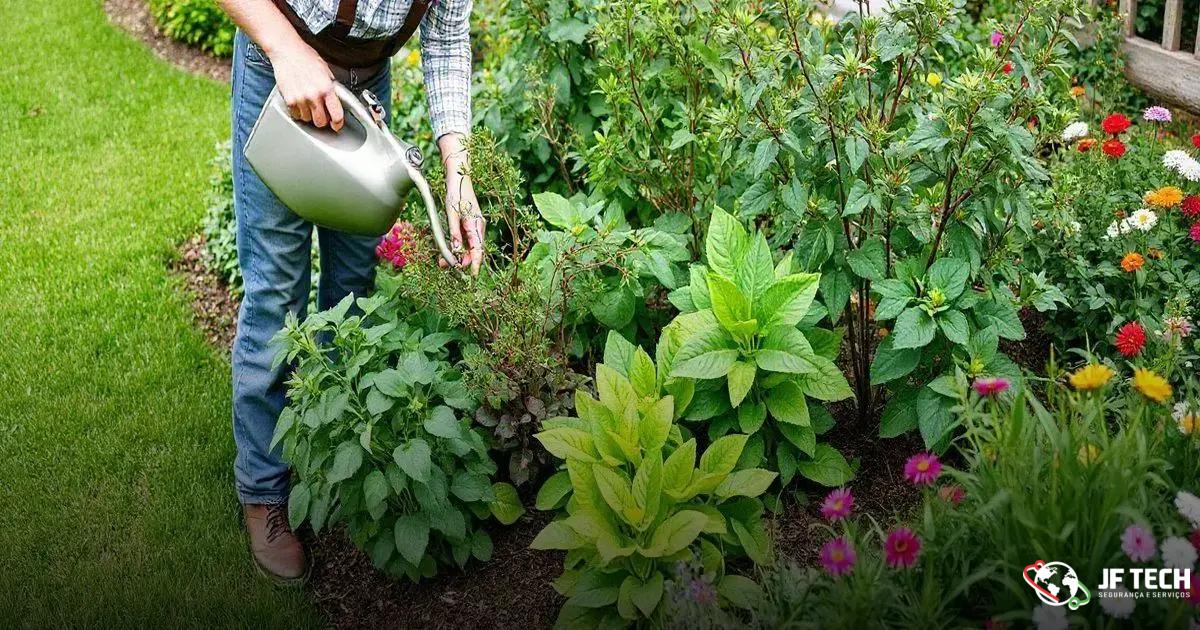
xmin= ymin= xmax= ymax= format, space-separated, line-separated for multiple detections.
xmin=331 ymin=0 xmax=358 ymax=37
xmin=382 ymin=0 xmax=431 ymax=60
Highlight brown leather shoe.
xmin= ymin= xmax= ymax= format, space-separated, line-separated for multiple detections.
xmin=244 ymin=502 xmax=310 ymax=586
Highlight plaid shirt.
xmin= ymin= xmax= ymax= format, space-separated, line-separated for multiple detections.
xmin=284 ymin=0 xmax=472 ymax=138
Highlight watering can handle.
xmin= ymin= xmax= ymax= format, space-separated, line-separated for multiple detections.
xmin=332 ymin=83 xmax=462 ymax=272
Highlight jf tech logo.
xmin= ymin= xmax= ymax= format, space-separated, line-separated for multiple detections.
xmin=1023 ymin=560 xmax=1092 ymax=610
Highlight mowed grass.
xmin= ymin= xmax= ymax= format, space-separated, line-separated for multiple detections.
xmin=0 ymin=1 xmax=320 ymax=626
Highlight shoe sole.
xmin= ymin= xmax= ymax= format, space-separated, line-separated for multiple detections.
xmin=249 ymin=546 xmax=312 ymax=588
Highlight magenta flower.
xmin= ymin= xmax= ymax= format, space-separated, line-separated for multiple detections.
xmin=820 ymin=488 xmax=854 ymax=522
xmin=1122 ymin=524 xmax=1157 ymax=562
xmin=376 ymin=222 xmax=417 ymax=269
xmin=884 ymin=527 xmax=923 ymax=568
xmin=972 ymin=376 xmax=1011 ymax=397
xmin=904 ymin=452 xmax=942 ymax=485
xmin=990 ymin=30 xmax=1004 ymax=47
xmin=938 ymin=484 xmax=965 ymax=505
xmin=1143 ymin=106 xmax=1172 ymax=123
xmin=819 ymin=537 xmax=856 ymax=576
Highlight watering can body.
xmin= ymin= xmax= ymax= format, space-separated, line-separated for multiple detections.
xmin=244 ymin=83 xmax=458 ymax=266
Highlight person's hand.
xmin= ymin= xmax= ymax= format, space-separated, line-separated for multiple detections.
xmin=441 ymin=165 xmax=484 ymax=276
xmin=438 ymin=134 xmax=484 ymax=276
xmin=267 ymin=41 xmax=344 ymax=132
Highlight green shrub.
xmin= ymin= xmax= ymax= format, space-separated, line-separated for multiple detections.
xmin=666 ymin=208 xmax=853 ymax=489
xmin=147 ymin=0 xmax=235 ymax=57
xmin=200 ymin=140 xmax=239 ymax=293
xmin=272 ymin=294 xmax=523 ymax=581
xmin=532 ymin=332 xmax=774 ymax=627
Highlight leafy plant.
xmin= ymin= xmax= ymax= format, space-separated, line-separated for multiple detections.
xmin=272 ymin=295 xmax=524 ymax=581
xmin=665 ymin=208 xmax=854 ymax=488
xmin=148 ymin=0 xmax=235 ymax=56
xmin=532 ymin=332 xmax=774 ymax=627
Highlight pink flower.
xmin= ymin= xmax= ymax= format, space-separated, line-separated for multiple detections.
xmin=820 ymin=488 xmax=854 ymax=522
xmin=972 ymin=376 xmax=1011 ymax=397
xmin=1186 ymin=573 xmax=1200 ymax=607
xmin=991 ymin=30 xmax=1004 ymax=46
xmin=884 ymin=527 xmax=923 ymax=568
xmin=938 ymin=484 xmax=965 ymax=505
xmin=819 ymin=537 xmax=856 ymax=576
xmin=1191 ymin=221 xmax=1200 ymax=243
xmin=1122 ymin=524 xmax=1157 ymax=562
xmin=1143 ymin=106 xmax=1172 ymax=123
xmin=904 ymin=452 xmax=942 ymax=485
xmin=376 ymin=222 xmax=417 ymax=269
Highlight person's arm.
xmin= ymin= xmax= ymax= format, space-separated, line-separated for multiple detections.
xmin=421 ymin=0 xmax=483 ymax=275
xmin=216 ymin=0 xmax=345 ymax=131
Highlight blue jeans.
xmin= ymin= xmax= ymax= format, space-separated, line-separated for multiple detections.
xmin=230 ymin=30 xmax=391 ymax=504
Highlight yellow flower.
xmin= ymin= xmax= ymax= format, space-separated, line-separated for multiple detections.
xmin=1077 ymin=443 xmax=1100 ymax=465
xmin=1144 ymin=186 xmax=1184 ymax=209
xmin=1069 ymin=363 xmax=1114 ymax=391
xmin=1132 ymin=368 xmax=1172 ymax=403
xmin=1179 ymin=413 xmax=1198 ymax=435
xmin=405 ymin=49 xmax=421 ymax=68
xmin=926 ymin=72 xmax=943 ymax=88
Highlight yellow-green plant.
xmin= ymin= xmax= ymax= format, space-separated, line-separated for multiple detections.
xmin=532 ymin=332 xmax=774 ymax=627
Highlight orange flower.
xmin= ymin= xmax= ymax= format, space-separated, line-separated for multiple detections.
xmin=1145 ymin=186 xmax=1184 ymax=209
xmin=1077 ymin=138 xmax=1097 ymax=152
xmin=1121 ymin=252 xmax=1145 ymax=272
xmin=1070 ymin=86 xmax=1086 ymax=97
xmin=1148 ymin=248 xmax=1164 ymax=260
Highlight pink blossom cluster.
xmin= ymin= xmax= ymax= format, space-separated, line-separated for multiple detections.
xmin=376 ymin=221 xmax=418 ymax=269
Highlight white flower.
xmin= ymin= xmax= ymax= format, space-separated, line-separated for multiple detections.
xmin=1064 ymin=220 xmax=1081 ymax=237
xmin=1177 ymin=491 xmax=1200 ymax=528
xmin=1162 ymin=535 xmax=1197 ymax=569
xmin=1105 ymin=221 xmax=1122 ymax=239
xmin=1164 ymin=150 xmax=1192 ymax=170
xmin=1179 ymin=159 xmax=1200 ymax=182
xmin=1099 ymin=588 xmax=1136 ymax=618
xmin=1129 ymin=208 xmax=1158 ymax=232
xmin=1032 ymin=604 xmax=1068 ymax=630
xmin=1062 ymin=121 xmax=1089 ymax=142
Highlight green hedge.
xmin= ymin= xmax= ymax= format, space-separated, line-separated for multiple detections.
xmin=148 ymin=0 xmax=235 ymax=57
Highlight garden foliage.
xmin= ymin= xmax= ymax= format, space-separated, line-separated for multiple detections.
xmin=148 ymin=0 xmax=235 ymax=56
xmin=532 ymin=333 xmax=774 ymax=627
xmin=271 ymin=294 xmax=523 ymax=580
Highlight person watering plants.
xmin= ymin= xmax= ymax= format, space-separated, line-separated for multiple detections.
xmin=216 ymin=0 xmax=483 ymax=584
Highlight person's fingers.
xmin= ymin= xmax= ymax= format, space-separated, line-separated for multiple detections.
xmin=297 ymin=100 xmax=312 ymax=122
xmin=466 ymin=218 xmax=484 ymax=276
xmin=310 ymin=96 xmax=329 ymax=128
xmin=288 ymin=103 xmax=303 ymax=120
xmin=324 ymin=91 xmax=344 ymax=132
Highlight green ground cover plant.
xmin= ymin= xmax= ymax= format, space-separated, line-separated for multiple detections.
xmin=148 ymin=0 xmax=235 ymax=56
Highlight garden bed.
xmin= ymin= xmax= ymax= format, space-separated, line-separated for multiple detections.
xmin=104 ymin=0 xmax=230 ymax=81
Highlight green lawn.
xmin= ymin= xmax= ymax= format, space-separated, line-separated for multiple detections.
xmin=0 ymin=1 xmax=320 ymax=626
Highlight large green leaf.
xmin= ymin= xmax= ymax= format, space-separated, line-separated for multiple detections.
xmin=755 ymin=326 xmax=818 ymax=374
xmin=765 ymin=381 xmax=810 ymax=425
xmin=423 ymin=406 xmax=462 ymax=439
xmin=643 ymin=510 xmax=708 ymax=557
xmin=490 ymin=482 xmax=525 ymax=525
xmin=715 ymin=469 xmax=777 ymax=498
xmin=870 ymin=336 xmax=921 ymax=385
xmin=734 ymin=232 xmax=776 ymax=302
xmin=536 ymin=427 xmax=598 ymax=462
xmin=795 ymin=356 xmax=854 ymax=402
xmin=756 ymin=273 xmax=820 ymax=328
xmin=705 ymin=207 xmax=749 ymax=278
xmin=892 ymin=307 xmax=937 ymax=349
xmin=846 ymin=238 xmax=886 ymax=281
xmin=535 ymin=472 xmax=573 ymax=511
xmin=392 ymin=439 xmax=432 ymax=483
xmin=708 ymin=273 xmax=752 ymax=331
xmin=796 ymin=444 xmax=853 ymax=486
xmin=726 ymin=361 xmax=757 ymax=407
xmin=938 ymin=309 xmax=970 ymax=345
xmin=328 ymin=441 xmax=363 ymax=484
xmin=700 ymin=434 xmax=747 ymax=476
xmin=928 ymin=257 xmax=970 ymax=301
xmin=533 ymin=192 xmax=578 ymax=229
xmin=394 ymin=514 xmax=430 ymax=565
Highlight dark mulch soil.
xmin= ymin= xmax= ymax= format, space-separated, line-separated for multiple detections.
xmin=307 ymin=511 xmax=564 ymax=630
xmin=104 ymin=0 xmax=231 ymax=82
xmin=169 ymin=241 xmax=1039 ymax=628
xmin=169 ymin=236 xmax=240 ymax=352
xmin=1001 ymin=308 xmax=1054 ymax=375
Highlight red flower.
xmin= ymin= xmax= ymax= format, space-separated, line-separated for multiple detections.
xmin=1115 ymin=321 xmax=1147 ymax=357
xmin=1183 ymin=195 xmax=1200 ymax=218
xmin=1102 ymin=113 xmax=1132 ymax=135
xmin=1002 ymin=62 xmax=1014 ymax=75
xmin=1102 ymin=138 xmax=1126 ymax=158
xmin=1190 ymin=529 xmax=1200 ymax=552
xmin=1192 ymin=133 xmax=1200 ymax=149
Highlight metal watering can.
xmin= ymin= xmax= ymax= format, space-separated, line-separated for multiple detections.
xmin=244 ymin=82 xmax=459 ymax=267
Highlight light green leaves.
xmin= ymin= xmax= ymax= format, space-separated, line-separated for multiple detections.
xmin=700 ymin=435 xmax=748 ymax=476
xmin=706 ymin=207 xmax=749 ymax=279
xmin=727 ymin=362 xmax=757 ymax=407
xmin=765 ymin=381 xmax=810 ymax=425
xmin=536 ymin=427 xmax=598 ymax=462
xmin=533 ymin=192 xmax=597 ymax=229
xmin=715 ymin=469 xmax=777 ymax=499
xmin=643 ymin=510 xmax=708 ymax=557
xmin=756 ymin=326 xmax=818 ymax=374
xmin=489 ymin=483 xmax=525 ymax=525
xmin=756 ymin=273 xmax=820 ymax=328
xmin=328 ymin=441 xmax=363 ymax=484
xmin=709 ymin=273 xmax=752 ymax=331
xmin=796 ymin=444 xmax=853 ymax=486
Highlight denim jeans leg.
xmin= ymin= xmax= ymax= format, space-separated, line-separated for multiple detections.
xmin=316 ymin=65 xmax=392 ymax=311
xmin=230 ymin=30 xmax=313 ymax=505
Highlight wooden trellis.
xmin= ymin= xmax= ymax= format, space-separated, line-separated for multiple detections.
xmin=1110 ymin=0 xmax=1200 ymax=110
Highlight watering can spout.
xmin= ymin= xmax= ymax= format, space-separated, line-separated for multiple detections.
xmin=244 ymin=82 xmax=461 ymax=270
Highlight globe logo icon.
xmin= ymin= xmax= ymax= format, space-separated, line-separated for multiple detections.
xmin=1022 ymin=560 xmax=1092 ymax=610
